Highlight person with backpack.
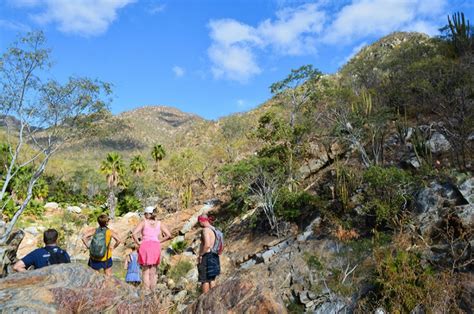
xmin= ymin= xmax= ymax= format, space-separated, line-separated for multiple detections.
xmin=82 ymin=214 xmax=122 ymax=276
xmin=132 ymin=206 xmax=171 ymax=292
xmin=124 ymin=243 xmax=141 ymax=286
xmin=13 ymin=228 xmax=70 ymax=272
xmin=197 ymin=214 xmax=223 ymax=294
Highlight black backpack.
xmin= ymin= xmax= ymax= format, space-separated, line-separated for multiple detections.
xmin=44 ymin=246 xmax=69 ymax=265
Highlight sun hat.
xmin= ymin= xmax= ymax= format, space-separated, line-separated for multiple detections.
xmin=144 ymin=206 xmax=155 ymax=214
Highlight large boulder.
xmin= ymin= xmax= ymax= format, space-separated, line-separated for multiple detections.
xmin=0 ymin=263 xmax=169 ymax=312
xmin=0 ymin=230 xmax=24 ymax=278
xmin=427 ymin=132 xmax=451 ymax=153
xmin=184 ymin=275 xmax=286 ymax=313
xmin=415 ymin=181 xmax=470 ymax=235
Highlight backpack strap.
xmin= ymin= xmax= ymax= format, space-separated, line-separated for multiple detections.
xmin=209 ymin=226 xmax=220 ymax=254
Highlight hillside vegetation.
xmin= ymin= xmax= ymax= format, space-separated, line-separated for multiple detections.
xmin=1 ymin=13 xmax=473 ymax=313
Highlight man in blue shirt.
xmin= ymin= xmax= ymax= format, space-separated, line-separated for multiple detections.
xmin=13 ymin=228 xmax=71 ymax=272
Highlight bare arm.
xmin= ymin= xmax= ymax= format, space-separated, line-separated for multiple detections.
xmin=123 ymin=254 xmax=130 ymax=270
xmin=13 ymin=260 xmax=26 ymax=272
xmin=132 ymin=220 xmax=145 ymax=246
xmin=160 ymin=223 xmax=172 ymax=243
xmin=81 ymin=228 xmax=96 ymax=249
xmin=110 ymin=230 xmax=122 ymax=249
xmin=199 ymin=228 xmax=212 ymax=256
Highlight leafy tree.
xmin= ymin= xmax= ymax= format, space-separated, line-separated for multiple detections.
xmin=151 ymin=144 xmax=166 ymax=172
xmin=221 ymin=156 xmax=285 ymax=235
xmin=0 ymin=31 xmax=110 ymax=244
xmin=130 ymin=154 xmax=146 ymax=176
xmin=166 ymin=149 xmax=204 ymax=210
xmin=100 ymin=152 xmax=126 ymax=218
xmin=269 ymin=65 xmax=322 ymax=190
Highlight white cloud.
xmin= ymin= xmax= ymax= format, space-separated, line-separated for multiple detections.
xmin=323 ymin=0 xmax=447 ymax=44
xmin=207 ymin=3 xmax=325 ymax=82
xmin=11 ymin=0 xmax=136 ymax=36
xmin=149 ymin=3 xmax=166 ymax=15
xmin=0 ymin=19 xmax=31 ymax=32
xmin=257 ymin=4 xmax=325 ymax=55
xmin=172 ymin=66 xmax=185 ymax=78
xmin=208 ymin=44 xmax=261 ymax=82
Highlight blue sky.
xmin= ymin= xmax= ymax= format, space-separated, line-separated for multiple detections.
xmin=1 ymin=0 xmax=473 ymax=120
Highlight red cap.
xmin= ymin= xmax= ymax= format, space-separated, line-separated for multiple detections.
xmin=198 ymin=215 xmax=209 ymax=223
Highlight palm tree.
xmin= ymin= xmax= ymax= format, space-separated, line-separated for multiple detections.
xmin=151 ymin=144 xmax=166 ymax=172
xmin=130 ymin=155 xmax=146 ymax=176
xmin=100 ymin=152 xmax=126 ymax=219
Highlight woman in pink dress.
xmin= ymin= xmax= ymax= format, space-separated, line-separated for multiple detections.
xmin=132 ymin=206 xmax=171 ymax=291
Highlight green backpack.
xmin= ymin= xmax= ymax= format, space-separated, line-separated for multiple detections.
xmin=90 ymin=227 xmax=108 ymax=260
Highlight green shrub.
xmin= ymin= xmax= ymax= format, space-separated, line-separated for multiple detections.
xmin=87 ymin=206 xmax=107 ymax=224
xmin=171 ymin=240 xmax=188 ymax=255
xmin=23 ymin=199 xmax=44 ymax=217
xmin=363 ymin=166 xmax=414 ymax=226
xmin=168 ymin=260 xmax=193 ymax=282
xmin=303 ymin=252 xmax=323 ymax=271
xmin=116 ymin=193 xmax=141 ymax=216
xmin=374 ymin=248 xmax=435 ymax=312
xmin=275 ymin=190 xmax=320 ymax=221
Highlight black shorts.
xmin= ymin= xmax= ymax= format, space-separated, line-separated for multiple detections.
xmin=198 ymin=252 xmax=220 ymax=283
xmin=88 ymin=258 xmax=113 ymax=270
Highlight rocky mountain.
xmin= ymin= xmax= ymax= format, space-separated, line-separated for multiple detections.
xmin=52 ymin=105 xmax=215 ymax=171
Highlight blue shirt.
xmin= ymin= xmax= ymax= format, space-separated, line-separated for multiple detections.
xmin=21 ymin=246 xmax=71 ymax=269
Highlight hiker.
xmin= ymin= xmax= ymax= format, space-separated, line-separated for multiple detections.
xmin=132 ymin=206 xmax=171 ymax=291
xmin=197 ymin=214 xmax=222 ymax=294
xmin=82 ymin=214 xmax=122 ymax=276
xmin=13 ymin=228 xmax=70 ymax=272
xmin=124 ymin=243 xmax=141 ymax=286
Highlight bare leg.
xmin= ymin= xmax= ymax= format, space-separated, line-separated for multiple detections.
xmin=149 ymin=265 xmax=157 ymax=291
xmin=142 ymin=266 xmax=150 ymax=291
xmin=210 ymin=280 xmax=216 ymax=289
xmin=201 ymin=282 xmax=210 ymax=294
xmin=104 ymin=267 xmax=112 ymax=276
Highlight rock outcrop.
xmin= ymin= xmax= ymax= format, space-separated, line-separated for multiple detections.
xmin=0 ymin=263 xmax=170 ymax=313
xmin=184 ymin=275 xmax=286 ymax=314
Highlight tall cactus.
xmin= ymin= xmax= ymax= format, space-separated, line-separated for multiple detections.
xmin=447 ymin=12 xmax=473 ymax=56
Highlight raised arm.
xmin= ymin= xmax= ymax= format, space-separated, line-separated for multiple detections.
xmin=110 ymin=230 xmax=122 ymax=249
xmin=132 ymin=220 xmax=145 ymax=246
xmin=160 ymin=223 xmax=172 ymax=243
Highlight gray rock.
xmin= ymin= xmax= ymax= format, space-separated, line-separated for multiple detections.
xmin=262 ymin=249 xmax=275 ymax=263
xmin=375 ymin=308 xmax=388 ymax=314
xmin=179 ymin=204 xmax=212 ymax=235
xmin=314 ymin=299 xmax=347 ymax=314
xmin=457 ymin=204 xmax=474 ymax=227
xmin=299 ymin=291 xmax=311 ymax=305
xmin=24 ymin=226 xmax=39 ymax=236
xmin=240 ymin=259 xmax=256 ymax=269
xmin=185 ymin=268 xmax=198 ymax=282
xmin=123 ymin=212 xmax=139 ymax=219
xmin=416 ymin=182 xmax=467 ymax=214
xmin=297 ymin=217 xmax=321 ymax=242
xmin=44 ymin=202 xmax=59 ymax=210
xmin=66 ymin=206 xmax=82 ymax=214
xmin=459 ymin=177 xmax=474 ymax=205
xmin=400 ymin=154 xmax=421 ymax=169
xmin=427 ymin=132 xmax=451 ymax=153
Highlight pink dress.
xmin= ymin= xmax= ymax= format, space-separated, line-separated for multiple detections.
xmin=138 ymin=220 xmax=161 ymax=266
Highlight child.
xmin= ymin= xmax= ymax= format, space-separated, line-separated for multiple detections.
xmin=124 ymin=244 xmax=141 ymax=286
